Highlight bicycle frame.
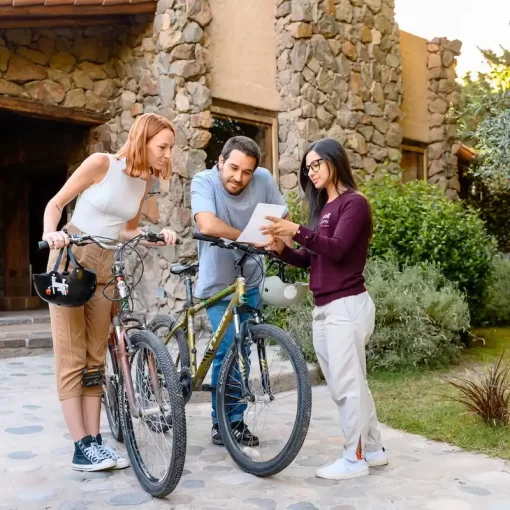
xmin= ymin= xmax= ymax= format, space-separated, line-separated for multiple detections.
xmin=165 ymin=275 xmax=257 ymax=391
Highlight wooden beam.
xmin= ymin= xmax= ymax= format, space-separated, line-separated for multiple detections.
xmin=0 ymin=96 xmax=109 ymax=126
xmin=0 ymin=1 xmax=156 ymax=19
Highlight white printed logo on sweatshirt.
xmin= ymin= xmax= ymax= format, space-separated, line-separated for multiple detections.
xmin=320 ymin=212 xmax=331 ymax=227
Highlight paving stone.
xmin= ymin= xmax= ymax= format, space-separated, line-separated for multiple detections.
xmin=57 ymin=501 xmax=90 ymax=510
xmin=288 ymin=503 xmax=319 ymax=510
xmin=16 ymin=488 xmax=58 ymax=501
xmin=8 ymin=451 xmax=37 ymax=459
xmin=181 ymin=479 xmax=206 ymax=489
xmin=200 ymin=452 xmax=227 ymax=463
xmin=202 ymin=464 xmax=232 ymax=472
xmin=187 ymin=445 xmax=206 ymax=455
xmin=459 ymin=486 xmax=492 ymax=496
xmin=305 ymin=476 xmax=338 ymax=487
xmin=244 ymin=499 xmax=277 ymax=510
xmin=5 ymin=425 xmax=44 ymax=434
xmin=108 ymin=491 xmax=152 ymax=506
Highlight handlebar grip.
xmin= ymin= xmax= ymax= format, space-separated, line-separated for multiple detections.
xmin=38 ymin=240 xmax=49 ymax=250
xmin=193 ymin=233 xmax=221 ymax=243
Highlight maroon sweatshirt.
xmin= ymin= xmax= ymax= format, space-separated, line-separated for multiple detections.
xmin=280 ymin=190 xmax=371 ymax=306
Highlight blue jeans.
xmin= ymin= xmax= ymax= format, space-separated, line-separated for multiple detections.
xmin=207 ymin=287 xmax=260 ymax=425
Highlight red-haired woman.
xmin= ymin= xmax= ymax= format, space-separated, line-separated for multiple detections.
xmin=42 ymin=113 xmax=178 ymax=472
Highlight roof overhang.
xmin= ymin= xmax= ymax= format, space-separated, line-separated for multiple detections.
xmin=0 ymin=0 xmax=157 ymax=28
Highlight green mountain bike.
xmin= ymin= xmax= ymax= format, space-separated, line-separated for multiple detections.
xmin=148 ymin=233 xmax=312 ymax=477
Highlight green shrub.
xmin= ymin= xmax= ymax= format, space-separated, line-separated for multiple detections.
xmin=282 ymin=258 xmax=470 ymax=372
xmin=481 ymin=254 xmax=510 ymax=326
xmin=362 ymin=176 xmax=497 ymax=321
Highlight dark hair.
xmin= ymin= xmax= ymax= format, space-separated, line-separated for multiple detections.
xmin=221 ymin=136 xmax=261 ymax=170
xmin=299 ymin=138 xmax=372 ymax=235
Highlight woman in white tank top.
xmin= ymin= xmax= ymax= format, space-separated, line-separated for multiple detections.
xmin=41 ymin=113 xmax=177 ymax=472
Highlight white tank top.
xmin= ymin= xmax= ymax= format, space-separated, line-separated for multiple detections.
xmin=71 ymin=154 xmax=147 ymax=239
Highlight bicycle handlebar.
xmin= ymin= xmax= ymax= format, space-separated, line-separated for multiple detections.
xmin=38 ymin=232 xmax=181 ymax=251
xmin=192 ymin=232 xmax=271 ymax=256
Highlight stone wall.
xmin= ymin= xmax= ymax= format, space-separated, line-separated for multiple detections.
xmin=115 ymin=0 xmax=213 ymax=322
xmin=426 ymin=37 xmax=462 ymax=199
xmin=0 ymin=25 xmax=134 ymax=115
xmin=276 ymin=0 xmax=404 ymax=192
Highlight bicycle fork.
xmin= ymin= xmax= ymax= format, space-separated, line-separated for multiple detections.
xmin=232 ymin=307 xmax=274 ymax=402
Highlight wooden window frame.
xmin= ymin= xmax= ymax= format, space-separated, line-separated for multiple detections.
xmin=401 ymin=142 xmax=428 ymax=182
xmin=210 ymin=99 xmax=279 ymax=186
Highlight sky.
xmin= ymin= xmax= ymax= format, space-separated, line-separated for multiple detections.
xmin=394 ymin=0 xmax=510 ymax=79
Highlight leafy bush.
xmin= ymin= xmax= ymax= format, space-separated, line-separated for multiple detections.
xmin=363 ymin=176 xmax=497 ymax=321
xmin=481 ymin=254 xmax=510 ymax=326
xmin=461 ymin=174 xmax=510 ymax=253
xmin=282 ymin=258 xmax=470 ymax=372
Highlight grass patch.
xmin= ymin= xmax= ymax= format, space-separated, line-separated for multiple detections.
xmin=466 ymin=327 xmax=510 ymax=363
xmin=367 ymin=328 xmax=510 ymax=460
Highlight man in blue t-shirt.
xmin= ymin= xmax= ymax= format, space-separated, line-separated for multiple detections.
xmin=191 ymin=136 xmax=289 ymax=446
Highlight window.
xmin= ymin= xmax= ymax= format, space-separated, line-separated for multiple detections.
xmin=401 ymin=142 xmax=427 ymax=183
xmin=206 ymin=99 xmax=279 ymax=184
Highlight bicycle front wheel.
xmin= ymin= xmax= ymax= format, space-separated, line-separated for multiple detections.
xmin=216 ymin=323 xmax=312 ymax=477
xmin=103 ymin=340 xmax=123 ymax=443
xmin=119 ymin=330 xmax=187 ymax=498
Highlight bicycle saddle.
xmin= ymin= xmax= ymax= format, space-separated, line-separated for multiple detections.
xmin=170 ymin=262 xmax=199 ymax=276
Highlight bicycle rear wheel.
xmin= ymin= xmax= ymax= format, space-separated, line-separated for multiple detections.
xmin=216 ymin=323 xmax=312 ymax=477
xmin=119 ymin=330 xmax=187 ymax=497
xmin=148 ymin=314 xmax=190 ymax=371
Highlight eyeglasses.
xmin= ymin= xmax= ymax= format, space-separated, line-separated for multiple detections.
xmin=303 ymin=158 xmax=324 ymax=174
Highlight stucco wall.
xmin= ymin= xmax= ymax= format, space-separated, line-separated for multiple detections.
xmin=207 ymin=0 xmax=279 ymax=110
xmin=399 ymin=30 xmax=429 ymax=143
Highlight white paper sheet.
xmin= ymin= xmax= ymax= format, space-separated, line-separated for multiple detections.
xmin=236 ymin=203 xmax=287 ymax=244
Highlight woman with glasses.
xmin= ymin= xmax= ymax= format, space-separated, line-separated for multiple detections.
xmin=261 ymin=138 xmax=387 ymax=481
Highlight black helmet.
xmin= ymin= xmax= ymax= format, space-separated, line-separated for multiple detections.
xmin=33 ymin=246 xmax=97 ymax=307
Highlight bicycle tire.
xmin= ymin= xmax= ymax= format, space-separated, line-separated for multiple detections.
xmin=216 ymin=323 xmax=312 ymax=477
xmin=103 ymin=341 xmax=123 ymax=443
xmin=118 ymin=330 xmax=187 ymax=497
xmin=148 ymin=314 xmax=190 ymax=370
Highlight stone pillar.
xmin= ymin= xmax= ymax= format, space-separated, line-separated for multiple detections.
xmin=426 ymin=37 xmax=462 ymax=199
xmin=110 ymin=1 xmax=213 ymax=316
xmin=276 ymin=0 xmax=404 ymax=194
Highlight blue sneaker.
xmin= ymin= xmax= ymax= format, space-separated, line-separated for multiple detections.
xmin=72 ymin=435 xmax=116 ymax=472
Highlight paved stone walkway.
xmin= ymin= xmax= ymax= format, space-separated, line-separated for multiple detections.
xmin=1 ymin=354 xmax=509 ymax=510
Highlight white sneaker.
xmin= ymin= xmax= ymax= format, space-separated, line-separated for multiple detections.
xmin=365 ymin=448 xmax=388 ymax=467
xmin=315 ymin=457 xmax=370 ymax=480
xmin=95 ymin=440 xmax=130 ymax=469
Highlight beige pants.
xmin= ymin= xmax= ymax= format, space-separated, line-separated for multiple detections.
xmin=312 ymin=291 xmax=383 ymax=461
xmin=47 ymin=224 xmax=114 ymax=400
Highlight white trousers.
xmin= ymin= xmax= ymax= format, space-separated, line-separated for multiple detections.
xmin=312 ymin=291 xmax=383 ymax=461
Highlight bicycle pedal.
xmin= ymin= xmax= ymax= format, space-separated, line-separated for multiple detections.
xmin=201 ymin=384 xmax=215 ymax=392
